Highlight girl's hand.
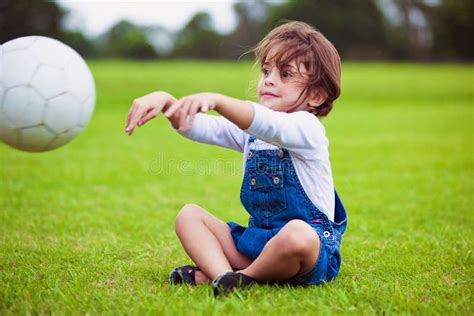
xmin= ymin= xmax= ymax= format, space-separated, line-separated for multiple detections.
xmin=125 ymin=91 xmax=176 ymax=135
xmin=164 ymin=93 xmax=221 ymax=131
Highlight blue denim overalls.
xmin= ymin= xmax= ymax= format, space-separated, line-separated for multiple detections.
xmin=227 ymin=136 xmax=348 ymax=285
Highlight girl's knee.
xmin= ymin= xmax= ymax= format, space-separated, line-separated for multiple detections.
xmin=275 ymin=220 xmax=320 ymax=257
xmin=175 ymin=203 xmax=203 ymax=230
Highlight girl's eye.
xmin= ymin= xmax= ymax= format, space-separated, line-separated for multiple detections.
xmin=282 ymin=71 xmax=293 ymax=78
xmin=262 ymin=68 xmax=269 ymax=76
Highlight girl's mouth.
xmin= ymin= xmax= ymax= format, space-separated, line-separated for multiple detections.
xmin=261 ymin=93 xmax=279 ymax=98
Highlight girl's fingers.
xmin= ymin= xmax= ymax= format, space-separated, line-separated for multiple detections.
xmin=125 ymin=107 xmax=133 ymax=130
xmin=125 ymin=104 xmax=137 ymax=131
xmin=126 ymin=102 xmax=141 ymax=132
xmin=138 ymin=108 xmax=159 ymax=127
xmin=164 ymin=99 xmax=183 ymax=117
xmin=187 ymin=100 xmax=201 ymax=128
xmin=127 ymin=107 xmax=146 ymax=135
xmin=201 ymin=102 xmax=209 ymax=113
xmin=178 ymin=100 xmax=191 ymax=130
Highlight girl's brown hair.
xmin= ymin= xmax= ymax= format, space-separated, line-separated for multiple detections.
xmin=252 ymin=21 xmax=341 ymax=117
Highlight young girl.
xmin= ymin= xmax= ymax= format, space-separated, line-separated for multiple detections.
xmin=124 ymin=21 xmax=347 ymax=296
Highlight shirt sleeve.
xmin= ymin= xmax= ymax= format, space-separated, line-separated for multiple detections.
xmin=172 ymin=113 xmax=247 ymax=153
xmin=244 ymin=101 xmax=328 ymax=159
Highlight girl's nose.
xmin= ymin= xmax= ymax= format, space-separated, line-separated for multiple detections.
xmin=264 ymin=69 xmax=278 ymax=86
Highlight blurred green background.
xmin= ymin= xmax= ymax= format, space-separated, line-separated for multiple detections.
xmin=1 ymin=0 xmax=473 ymax=61
xmin=0 ymin=61 xmax=472 ymax=314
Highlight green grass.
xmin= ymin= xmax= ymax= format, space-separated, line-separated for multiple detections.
xmin=1 ymin=60 xmax=473 ymax=314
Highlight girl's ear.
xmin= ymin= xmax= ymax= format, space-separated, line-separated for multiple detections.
xmin=308 ymin=89 xmax=327 ymax=108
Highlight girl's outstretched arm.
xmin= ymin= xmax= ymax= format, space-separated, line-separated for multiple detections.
xmin=125 ymin=91 xmax=248 ymax=152
xmin=164 ymin=93 xmax=327 ymax=158
xmin=164 ymin=93 xmax=254 ymax=130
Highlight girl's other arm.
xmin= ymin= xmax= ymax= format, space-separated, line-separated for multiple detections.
xmin=164 ymin=93 xmax=324 ymax=155
xmin=210 ymin=96 xmax=322 ymax=152
xmin=164 ymin=93 xmax=254 ymax=130
xmin=212 ymin=95 xmax=254 ymax=130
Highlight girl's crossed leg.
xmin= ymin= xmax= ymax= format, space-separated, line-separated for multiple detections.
xmin=174 ymin=204 xmax=253 ymax=284
xmin=174 ymin=204 xmax=320 ymax=285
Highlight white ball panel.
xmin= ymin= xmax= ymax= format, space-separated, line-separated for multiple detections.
xmin=2 ymin=36 xmax=37 ymax=52
xmin=3 ymin=86 xmax=45 ymax=128
xmin=30 ymin=65 xmax=66 ymax=99
xmin=0 ymin=113 xmax=20 ymax=148
xmin=1 ymin=50 xmax=38 ymax=88
xmin=19 ymin=125 xmax=56 ymax=150
xmin=65 ymin=54 xmax=95 ymax=102
xmin=29 ymin=37 xmax=71 ymax=68
xmin=0 ymin=45 xmax=3 ymax=93
xmin=79 ymin=94 xmax=95 ymax=126
xmin=0 ymin=129 xmax=20 ymax=149
xmin=45 ymin=94 xmax=81 ymax=133
xmin=47 ymin=126 xmax=82 ymax=150
xmin=0 ymin=111 xmax=14 ymax=127
xmin=0 ymin=83 xmax=5 ymax=109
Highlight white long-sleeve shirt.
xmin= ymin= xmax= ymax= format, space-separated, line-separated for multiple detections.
xmin=175 ymin=101 xmax=335 ymax=221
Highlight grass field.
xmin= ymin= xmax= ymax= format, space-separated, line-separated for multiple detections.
xmin=0 ymin=60 xmax=473 ymax=314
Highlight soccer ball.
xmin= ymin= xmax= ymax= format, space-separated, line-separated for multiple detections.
xmin=0 ymin=36 xmax=95 ymax=152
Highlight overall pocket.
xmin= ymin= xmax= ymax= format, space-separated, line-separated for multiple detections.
xmin=248 ymin=164 xmax=287 ymax=217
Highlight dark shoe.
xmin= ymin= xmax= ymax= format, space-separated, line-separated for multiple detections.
xmin=212 ymin=272 xmax=257 ymax=296
xmin=168 ymin=265 xmax=199 ymax=285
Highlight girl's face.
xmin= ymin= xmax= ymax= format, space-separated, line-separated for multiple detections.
xmin=257 ymin=46 xmax=312 ymax=112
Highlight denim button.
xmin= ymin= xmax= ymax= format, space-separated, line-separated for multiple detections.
xmin=273 ymin=177 xmax=280 ymax=184
xmin=250 ymin=178 xmax=256 ymax=186
xmin=247 ymin=151 xmax=253 ymax=160
xmin=323 ymin=231 xmax=331 ymax=238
